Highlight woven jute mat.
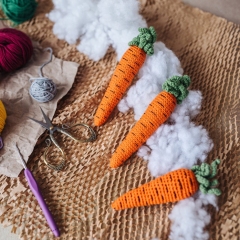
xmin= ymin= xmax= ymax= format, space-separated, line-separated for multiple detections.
xmin=0 ymin=0 xmax=239 ymax=239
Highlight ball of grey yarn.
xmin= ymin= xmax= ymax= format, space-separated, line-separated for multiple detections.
xmin=29 ymin=77 xmax=57 ymax=102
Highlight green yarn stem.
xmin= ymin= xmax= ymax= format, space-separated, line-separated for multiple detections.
xmin=162 ymin=75 xmax=191 ymax=104
xmin=195 ymin=175 xmax=210 ymax=188
xmin=199 ymin=184 xmax=208 ymax=194
xmin=191 ymin=165 xmax=200 ymax=171
xmin=209 ymin=159 xmax=220 ymax=178
xmin=207 ymin=188 xmax=221 ymax=196
xmin=210 ymin=179 xmax=218 ymax=187
xmin=1 ymin=0 xmax=37 ymax=25
xmin=128 ymin=26 xmax=157 ymax=55
xmin=191 ymin=159 xmax=222 ymax=196
xmin=200 ymin=163 xmax=210 ymax=176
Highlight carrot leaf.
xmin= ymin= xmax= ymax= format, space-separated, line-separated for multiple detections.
xmin=192 ymin=159 xmax=221 ymax=196
xmin=199 ymin=184 xmax=208 ymax=194
xmin=195 ymin=175 xmax=210 ymax=188
xmin=162 ymin=75 xmax=191 ymax=104
xmin=207 ymin=188 xmax=222 ymax=196
xmin=209 ymin=159 xmax=220 ymax=178
xmin=200 ymin=163 xmax=210 ymax=176
xmin=129 ymin=26 xmax=157 ymax=55
xmin=210 ymin=179 xmax=219 ymax=187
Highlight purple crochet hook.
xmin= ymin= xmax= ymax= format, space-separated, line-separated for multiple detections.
xmin=15 ymin=144 xmax=60 ymax=237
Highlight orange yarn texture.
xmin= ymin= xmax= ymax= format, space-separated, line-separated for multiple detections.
xmin=111 ymin=169 xmax=199 ymax=210
xmin=94 ymin=45 xmax=146 ymax=126
xmin=110 ymin=91 xmax=177 ymax=168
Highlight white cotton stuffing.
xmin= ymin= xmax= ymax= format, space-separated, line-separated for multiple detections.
xmin=169 ymin=192 xmax=217 ymax=240
xmin=170 ymin=90 xmax=203 ymax=121
xmin=77 ymin=21 xmax=110 ymax=61
xmin=49 ymin=0 xmax=99 ymax=44
xmin=48 ymin=0 xmax=146 ymax=61
xmin=98 ymin=0 xmax=147 ymax=59
xmin=150 ymin=194 xmax=217 ymax=240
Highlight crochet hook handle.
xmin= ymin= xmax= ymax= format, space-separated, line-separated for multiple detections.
xmin=15 ymin=144 xmax=60 ymax=237
xmin=24 ymin=169 xmax=60 ymax=237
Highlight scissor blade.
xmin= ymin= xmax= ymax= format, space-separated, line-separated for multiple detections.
xmin=40 ymin=107 xmax=52 ymax=128
xmin=28 ymin=117 xmax=49 ymax=129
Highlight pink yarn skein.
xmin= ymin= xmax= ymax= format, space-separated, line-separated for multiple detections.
xmin=0 ymin=28 xmax=33 ymax=73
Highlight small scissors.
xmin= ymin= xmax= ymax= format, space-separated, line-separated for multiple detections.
xmin=29 ymin=107 xmax=96 ymax=171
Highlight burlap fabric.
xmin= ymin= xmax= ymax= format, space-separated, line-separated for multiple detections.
xmin=0 ymin=0 xmax=239 ymax=239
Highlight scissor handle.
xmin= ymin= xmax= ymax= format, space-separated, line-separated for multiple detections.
xmin=43 ymin=124 xmax=96 ymax=171
xmin=43 ymin=138 xmax=66 ymax=171
xmin=60 ymin=123 xmax=97 ymax=143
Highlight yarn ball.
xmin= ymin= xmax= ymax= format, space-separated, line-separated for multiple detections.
xmin=1 ymin=0 xmax=37 ymax=25
xmin=0 ymin=28 xmax=33 ymax=73
xmin=0 ymin=100 xmax=7 ymax=134
xmin=29 ymin=77 xmax=57 ymax=103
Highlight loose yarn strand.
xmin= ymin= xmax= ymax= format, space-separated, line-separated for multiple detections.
xmin=29 ymin=48 xmax=57 ymax=103
xmin=39 ymin=47 xmax=53 ymax=78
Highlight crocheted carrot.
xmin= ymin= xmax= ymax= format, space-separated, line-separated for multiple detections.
xmin=110 ymin=75 xmax=191 ymax=168
xmin=94 ymin=26 xmax=157 ymax=126
xmin=112 ymin=160 xmax=221 ymax=210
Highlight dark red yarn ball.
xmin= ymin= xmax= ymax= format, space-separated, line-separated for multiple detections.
xmin=0 ymin=28 xmax=33 ymax=73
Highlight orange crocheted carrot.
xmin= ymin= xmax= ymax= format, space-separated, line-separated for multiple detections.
xmin=110 ymin=75 xmax=191 ymax=168
xmin=94 ymin=27 xmax=157 ymax=126
xmin=112 ymin=160 xmax=221 ymax=210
